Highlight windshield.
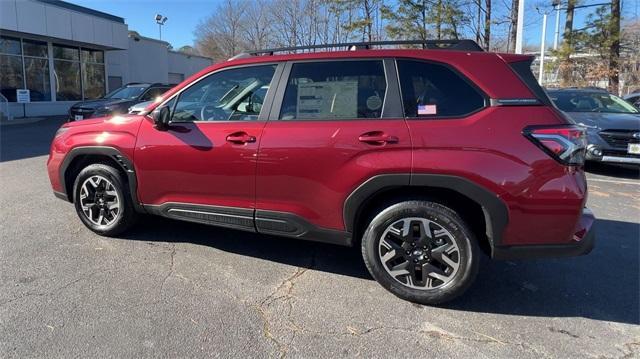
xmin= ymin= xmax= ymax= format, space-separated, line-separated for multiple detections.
xmin=549 ymin=91 xmax=639 ymax=114
xmin=106 ymin=85 xmax=148 ymax=100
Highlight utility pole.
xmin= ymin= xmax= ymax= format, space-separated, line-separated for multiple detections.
xmin=538 ymin=7 xmax=551 ymax=85
xmin=515 ymin=0 xmax=525 ymax=53
xmin=552 ymin=0 xmax=561 ymax=50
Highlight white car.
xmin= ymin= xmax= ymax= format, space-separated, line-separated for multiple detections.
xmin=623 ymin=91 xmax=640 ymax=109
xmin=127 ymin=101 xmax=152 ymax=115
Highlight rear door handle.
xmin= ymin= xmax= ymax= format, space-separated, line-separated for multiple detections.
xmin=226 ymin=132 xmax=256 ymax=144
xmin=358 ymin=131 xmax=399 ymax=145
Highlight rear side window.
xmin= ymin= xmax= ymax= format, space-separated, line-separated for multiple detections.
xmin=397 ymin=60 xmax=485 ymax=118
xmin=279 ymin=61 xmax=386 ymax=120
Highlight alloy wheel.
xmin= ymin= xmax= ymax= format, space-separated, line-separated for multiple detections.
xmin=378 ymin=217 xmax=461 ymax=290
xmin=79 ymin=175 xmax=120 ymax=226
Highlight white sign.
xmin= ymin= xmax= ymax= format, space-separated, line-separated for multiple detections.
xmin=16 ymin=89 xmax=30 ymax=103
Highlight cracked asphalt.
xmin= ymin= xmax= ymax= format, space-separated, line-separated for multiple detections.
xmin=1 ymin=118 xmax=639 ymax=358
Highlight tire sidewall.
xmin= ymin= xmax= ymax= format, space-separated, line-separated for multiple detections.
xmin=362 ymin=201 xmax=479 ymax=305
xmin=73 ymin=164 xmax=132 ymax=236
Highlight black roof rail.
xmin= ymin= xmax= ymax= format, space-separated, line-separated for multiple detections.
xmin=246 ymin=39 xmax=483 ymax=56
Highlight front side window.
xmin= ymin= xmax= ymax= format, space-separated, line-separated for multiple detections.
xmin=397 ymin=60 xmax=485 ymax=118
xmin=279 ymin=61 xmax=386 ymax=120
xmin=170 ymin=65 xmax=276 ymax=122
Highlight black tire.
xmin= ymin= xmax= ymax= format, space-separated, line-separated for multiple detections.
xmin=361 ymin=200 xmax=480 ymax=305
xmin=72 ymin=163 xmax=138 ymax=236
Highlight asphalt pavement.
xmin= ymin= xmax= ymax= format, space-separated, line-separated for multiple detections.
xmin=1 ymin=118 xmax=639 ymax=358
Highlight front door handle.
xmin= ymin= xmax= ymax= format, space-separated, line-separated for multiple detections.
xmin=358 ymin=131 xmax=399 ymax=145
xmin=226 ymin=132 xmax=256 ymax=144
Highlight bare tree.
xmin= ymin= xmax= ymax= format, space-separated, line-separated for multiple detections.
xmin=484 ymin=0 xmax=491 ymax=50
xmin=558 ymin=0 xmax=577 ymax=86
xmin=508 ymin=0 xmax=518 ymax=52
xmin=194 ymin=0 xmax=248 ymax=60
xmin=243 ymin=0 xmax=273 ymax=50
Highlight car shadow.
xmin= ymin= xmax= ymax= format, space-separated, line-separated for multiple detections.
xmin=120 ymin=216 xmax=639 ymax=325
xmin=586 ymin=161 xmax=640 ymax=179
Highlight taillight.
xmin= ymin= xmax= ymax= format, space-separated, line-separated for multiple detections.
xmin=523 ymin=125 xmax=587 ymax=166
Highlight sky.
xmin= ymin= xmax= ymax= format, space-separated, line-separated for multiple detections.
xmin=70 ymin=0 xmax=639 ymax=50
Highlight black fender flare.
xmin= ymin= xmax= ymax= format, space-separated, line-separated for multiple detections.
xmin=343 ymin=173 xmax=509 ymax=248
xmin=59 ymin=146 xmax=143 ymax=212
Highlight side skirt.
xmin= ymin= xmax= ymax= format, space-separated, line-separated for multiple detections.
xmin=143 ymin=203 xmax=353 ymax=246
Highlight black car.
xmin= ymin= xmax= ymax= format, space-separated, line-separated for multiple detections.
xmin=548 ymin=88 xmax=640 ymax=165
xmin=68 ymin=83 xmax=174 ymax=121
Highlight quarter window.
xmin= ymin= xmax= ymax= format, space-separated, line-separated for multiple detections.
xmin=171 ymin=65 xmax=276 ymax=122
xmin=279 ymin=61 xmax=387 ymax=120
xmin=397 ymin=60 xmax=485 ymax=118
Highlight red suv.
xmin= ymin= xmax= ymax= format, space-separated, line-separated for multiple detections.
xmin=47 ymin=40 xmax=595 ymax=305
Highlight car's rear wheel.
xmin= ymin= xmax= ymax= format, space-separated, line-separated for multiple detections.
xmin=73 ymin=164 xmax=138 ymax=236
xmin=361 ymin=201 xmax=480 ymax=305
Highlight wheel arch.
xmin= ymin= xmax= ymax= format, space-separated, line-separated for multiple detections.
xmin=344 ymin=174 xmax=509 ymax=257
xmin=59 ymin=146 xmax=143 ymax=212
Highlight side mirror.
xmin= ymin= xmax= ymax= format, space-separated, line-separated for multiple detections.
xmin=151 ymin=106 xmax=171 ymax=130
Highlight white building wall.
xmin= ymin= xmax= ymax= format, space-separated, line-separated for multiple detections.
xmin=168 ymin=51 xmax=213 ymax=84
xmin=105 ymin=35 xmax=213 ymax=89
xmin=0 ymin=0 xmax=128 ymax=50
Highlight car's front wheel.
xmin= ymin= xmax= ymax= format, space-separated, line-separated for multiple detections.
xmin=361 ymin=201 xmax=480 ymax=305
xmin=72 ymin=163 xmax=138 ymax=236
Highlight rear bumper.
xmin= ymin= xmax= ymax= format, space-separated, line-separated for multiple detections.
xmin=493 ymin=208 xmax=596 ymax=260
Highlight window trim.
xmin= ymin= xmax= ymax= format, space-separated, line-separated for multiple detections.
xmin=154 ymin=62 xmax=284 ymax=124
xmin=267 ymin=58 xmax=403 ymax=122
xmin=394 ymin=58 xmax=489 ymax=120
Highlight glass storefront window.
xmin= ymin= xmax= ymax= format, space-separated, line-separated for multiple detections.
xmin=0 ymin=36 xmax=21 ymax=55
xmin=81 ymin=47 xmax=105 ymax=99
xmin=0 ymin=54 xmax=24 ymax=102
xmin=0 ymin=39 xmax=106 ymax=102
xmin=82 ymin=63 xmax=105 ymax=99
xmin=81 ymin=49 xmax=104 ymax=64
xmin=23 ymin=40 xmax=47 ymax=58
xmin=54 ymin=60 xmax=81 ymax=101
xmin=25 ymin=58 xmax=51 ymax=101
xmin=53 ymin=45 xmax=79 ymax=61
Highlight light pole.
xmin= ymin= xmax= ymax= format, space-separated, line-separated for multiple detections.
xmin=537 ymin=6 xmax=552 ymax=85
xmin=552 ymin=0 xmax=561 ymax=50
xmin=515 ymin=0 xmax=525 ymax=53
xmin=155 ymin=14 xmax=168 ymax=40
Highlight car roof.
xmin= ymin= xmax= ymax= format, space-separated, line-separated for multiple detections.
xmin=124 ymin=83 xmax=174 ymax=88
xmin=546 ymin=87 xmax=609 ymax=94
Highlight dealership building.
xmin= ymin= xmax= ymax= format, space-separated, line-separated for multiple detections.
xmin=0 ymin=0 xmax=212 ymax=119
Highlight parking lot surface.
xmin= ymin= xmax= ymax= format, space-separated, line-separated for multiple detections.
xmin=1 ymin=119 xmax=639 ymax=358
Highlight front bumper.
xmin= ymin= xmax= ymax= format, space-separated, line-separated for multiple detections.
xmin=600 ymin=155 xmax=640 ymax=164
xmin=492 ymin=208 xmax=596 ymax=260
